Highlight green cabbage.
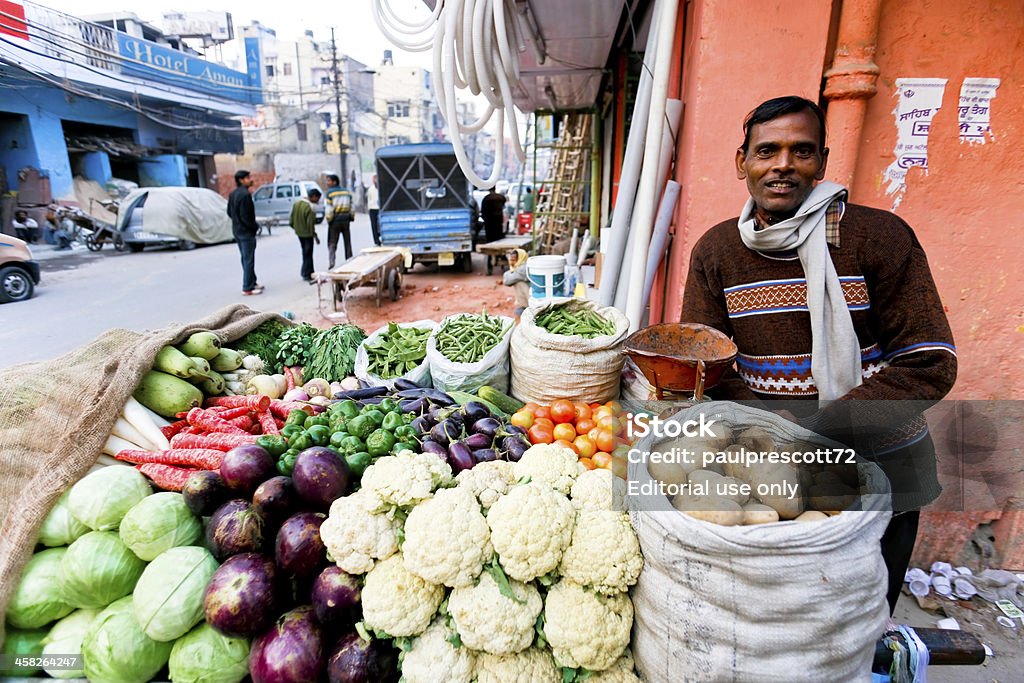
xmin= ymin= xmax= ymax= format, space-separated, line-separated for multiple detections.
xmin=168 ymin=623 xmax=250 ymax=683
xmin=0 ymin=627 xmax=47 ymax=676
xmin=68 ymin=466 xmax=151 ymax=531
xmin=133 ymin=546 xmax=219 ymax=642
xmin=82 ymin=596 xmax=172 ymax=683
xmin=119 ymin=492 xmax=202 ymax=561
xmin=6 ymin=548 xmax=74 ymax=629
xmin=38 ymin=490 xmax=90 ymax=547
xmin=42 ymin=608 xmax=100 ymax=678
xmin=58 ymin=531 xmax=146 ymax=609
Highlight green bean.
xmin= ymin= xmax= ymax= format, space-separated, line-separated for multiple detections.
xmin=535 ymin=302 xmax=615 ymax=338
xmin=435 ymin=312 xmax=510 ymax=363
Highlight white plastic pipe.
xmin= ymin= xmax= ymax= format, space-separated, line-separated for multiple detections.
xmin=624 ymin=0 xmax=680 ymax=333
xmin=642 ymin=179 xmax=680 ymax=312
xmin=576 ymin=233 xmax=592 ymax=267
xmin=595 ymin=7 xmax=661 ymax=306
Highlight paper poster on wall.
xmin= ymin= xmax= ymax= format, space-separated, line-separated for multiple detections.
xmin=883 ymin=78 xmax=947 ymax=210
xmin=958 ymin=78 xmax=999 ymax=144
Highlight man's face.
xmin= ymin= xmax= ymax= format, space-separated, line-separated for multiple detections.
xmin=327 ymin=177 xmax=338 ymax=187
xmin=736 ymin=110 xmax=828 ymax=222
xmin=241 ymin=176 xmax=254 ymax=188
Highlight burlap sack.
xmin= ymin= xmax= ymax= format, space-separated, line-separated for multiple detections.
xmin=509 ymin=302 xmax=629 ymax=404
xmin=627 ymin=401 xmax=892 ymax=682
xmin=0 ymin=304 xmax=284 ymax=646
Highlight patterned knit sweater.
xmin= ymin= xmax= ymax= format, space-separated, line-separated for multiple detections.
xmin=681 ymin=203 xmax=957 ymax=458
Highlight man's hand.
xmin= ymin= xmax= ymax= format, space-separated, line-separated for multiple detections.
xmin=313 ymin=234 xmax=321 ymax=245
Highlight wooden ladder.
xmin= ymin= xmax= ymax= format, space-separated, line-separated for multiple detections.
xmin=533 ymin=112 xmax=592 ymax=254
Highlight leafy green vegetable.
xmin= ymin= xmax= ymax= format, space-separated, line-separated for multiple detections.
xmin=168 ymin=623 xmax=250 ymax=683
xmin=67 ymin=466 xmax=152 ymax=531
xmin=42 ymin=609 xmax=100 ymax=679
xmin=275 ymin=322 xmax=320 ymax=369
xmin=305 ymin=323 xmax=367 ymax=380
xmin=82 ymin=596 xmax=172 ymax=683
xmin=486 ymin=558 xmax=526 ymax=605
xmin=118 ymin=492 xmax=201 ymax=561
xmin=234 ymin=319 xmax=291 ymax=373
xmin=7 ymin=548 xmax=74 ymax=629
xmin=1 ymin=628 xmax=47 ymax=676
xmin=132 ymin=546 xmax=218 ymax=642
xmin=38 ymin=490 xmax=90 ymax=547
xmin=364 ymin=323 xmax=432 ymax=378
xmin=59 ymin=532 xmax=146 ymax=609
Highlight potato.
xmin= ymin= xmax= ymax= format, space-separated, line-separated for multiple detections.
xmin=738 ymin=426 xmax=776 ymax=454
xmin=716 ymin=475 xmax=750 ymax=506
xmin=648 ymin=460 xmax=689 ymax=487
xmin=721 ymin=443 xmax=752 ymax=481
xmin=753 ymin=463 xmax=804 ymax=520
xmin=675 ymin=496 xmax=744 ymax=526
xmin=741 ymin=502 xmax=780 ymax=525
xmin=793 ymin=510 xmax=829 ymax=523
xmin=808 ymin=483 xmax=858 ymax=513
xmin=688 ymin=469 xmax=723 ymax=494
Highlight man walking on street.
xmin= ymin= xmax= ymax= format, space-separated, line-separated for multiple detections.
xmin=324 ymin=174 xmax=354 ymax=268
xmin=226 ymin=170 xmax=262 ymax=295
xmin=681 ymin=96 xmax=957 ymax=614
xmin=367 ymin=174 xmax=381 ymax=246
xmin=290 ymin=188 xmax=321 ymax=283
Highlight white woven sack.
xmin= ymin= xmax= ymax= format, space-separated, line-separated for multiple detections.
xmin=354 ymin=320 xmax=437 ymax=389
xmin=510 ymin=302 xmax=629 ymax=404
xmin=627 ymin=401 xmax=892 ymax=683
xmin=426 ymin=314 xmax=515 ymax=394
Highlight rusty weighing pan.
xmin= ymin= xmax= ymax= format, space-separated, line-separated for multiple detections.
xmin=622 ymin=323 xmax=737 ymax=400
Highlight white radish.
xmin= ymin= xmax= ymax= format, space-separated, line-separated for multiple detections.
xmin=122 ymin=396 xmax=172 ymax=450
xmin=131 ymin=399 xmax=171 ymax=427
xmin=103 ymin=434 xmax=145 ymax=457
xmin=111 ymin=417 xmax=157 ymax=452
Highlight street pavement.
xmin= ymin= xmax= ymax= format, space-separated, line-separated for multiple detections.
xmin=0 ymin=214 xmax=377 ymax=368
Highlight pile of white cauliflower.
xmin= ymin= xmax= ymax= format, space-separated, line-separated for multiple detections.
xmin=320 ymin=444 xmax=644 ymax=682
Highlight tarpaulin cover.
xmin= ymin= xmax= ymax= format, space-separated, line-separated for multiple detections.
xmin=116 ymin=187 xmax=233 ymax=244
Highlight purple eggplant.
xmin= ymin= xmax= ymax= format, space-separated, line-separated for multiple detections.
xmin=420 ymin=439 xmax=447 ymax=458
xmin=505 ymin=424 xmax=528 ymax=437
xmin=398 ymin=397 xmax=428 ymax=414
xmin=392 ymin=378 xmax=422 ymax=391
xmin=447 ymin=441 xmax=475 ymax=473
xmin=253 ymin=476 xmax=300 ymax=526
xmin=250 ymin=606 xmax=324 ymax=683
xmin=182 ymin=470 xmax=230 ymax=517
xmin=429 ymin=419 xmax=462 ymax=448
xmin=409 ymin=415 xmax=431 ymax=435
xmin=312 ymin=566 xmax=361 ymax=627
xmin=459 ymin=401 xmax=490 ymax=424
xmin=463 ymin=432 xmax=493 ymax=450
xmin=206 ymin=499 xmax=265 ymax=560
xmin=204 ymin=553 xmax=280 ymax=637
xmin=220 ymin=444 xmax=276 ymax=495
xmin=333 ymin=386 xmax=388 ymax=400
xmin=470 ymin=417 xmax=502 ymax=437
xmin=502 ymin=435 xmax=530 ymax=462
xmin=472 ymin=448 xmax=499 ymax=463
xmin=275 ymin=512 xmax=327 ymax=577
xmin=293 ymin=447 xmax=350 ymax=509
xmin=327 ymin=632 xmax=398 ymax=683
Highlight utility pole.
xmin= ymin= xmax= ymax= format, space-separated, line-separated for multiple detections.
xmin=329 ymin=27 xmax=347 ymax=184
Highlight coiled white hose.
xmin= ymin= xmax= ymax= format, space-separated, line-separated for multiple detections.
xmin=372 ymin=0 xmax=527 ymax=188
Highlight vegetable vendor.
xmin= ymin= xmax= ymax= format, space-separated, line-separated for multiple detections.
xmin=501 ymin=248 xmax=530 ymax=316
xmin=680 ymin=95 xmax=957 ymax=614
xmin=289 ymin=187 xmax=322 ymax=284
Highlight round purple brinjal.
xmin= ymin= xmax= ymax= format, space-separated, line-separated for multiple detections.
xmin=327 ymin=631 xmax=398 ymax=683
xmin=470 ymin=417 xmax=502 ymax=438
xmin=206 ymin=499 xmax=265 ymax=560
xmin=419 ymin=439 xmax=447 ymax=459
xmin=312 ymin=566 xmax=361 ymax=627
xmin=250 ymin=606 xmax=324 ymax=683
xmin=472 ymin=448 xmax=499 ymax=464
xmin=220 ymin=444 xmax=276 ymax=495
xmin=292 ymin=447 xmax=350 ymax=509
xmin=203 ymin=552 xmax=279 ymax=637
xmin=502 ymin=435 xmax=530 ymax=462
xmin=459 ymin=401 xmax=490 ymax=424
xmin=505 ymin=424 xmax=528 ymax=437
xmin=463 ymin=432 xmax=493 ymax=451
xmin=182 ymin=470 xmax=230 ymax=517
xmin=447 ymin=441 xmax=475 ymax=473
xmin=275 ymin=512 xmax=327 ymax=578
xmin=409 ymin=415 xmax=431 ymax=435
xmin=253 ymin=476 xmax=301 ymax=527
xmin=426 ymin=405 xmax=445 ymax=424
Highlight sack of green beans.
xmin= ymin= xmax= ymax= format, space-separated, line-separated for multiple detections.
xmin=426 ymin=311 xmax=515 ymax=394
xmin=510 ymin=300 xmax=630 ymax=404
xmin=353 ymin=319 xmax=437 ymax=389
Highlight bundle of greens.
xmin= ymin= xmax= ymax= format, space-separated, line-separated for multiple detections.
xmin=275 ymin=323 xmax=320 ymax=369
xmin=305 ymin=324 xmax=367 ymax=381
xmin=233 ymin=320 xmax=291 ymax=372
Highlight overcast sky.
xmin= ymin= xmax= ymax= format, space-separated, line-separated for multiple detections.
xmin=39 ymin=0 xmax=436 ymax=70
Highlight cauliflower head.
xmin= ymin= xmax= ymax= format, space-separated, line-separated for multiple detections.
xmin=559 ymin=510 xmax=643 ymax=595
xmin=361 ymin=554 xmax=444 ymax=637
xmin=400 ymin=617 xmax=475 ymax=683
xmin=586 ymin=651 xmax=642 ymax=683
xmin=360 ymin=450 xmax=453 ymax=509
xmin=543 ymin=579 xmax=633 ymax=671
xmin=513 ymin=443 xmax=584 ymax=494
xmin=473 ymin=647 xmax=561 ymax=683
xmin=487 ymin=482 xmax=575 ymax=582
xmin=455 ymin=460 xmax=517 ymax=509
xmin=570 ymin=468 xmax=627 ymax=511
xmin=320 ymin=489 xmax=399 ymax=574
xmin=402 ymin=487 xmax=493 ymax=587
xmin=447 ymin=569 xmax=542 ymax=655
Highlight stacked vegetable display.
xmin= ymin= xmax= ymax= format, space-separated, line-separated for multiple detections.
xmin=318 ymin=442 xmax=643 ymax=682
xmin=512 ymin=399 xmax=631 ymax=479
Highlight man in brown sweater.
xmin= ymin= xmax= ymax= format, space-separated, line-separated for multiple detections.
xmin=681 ymin=96 xmax=957 ymax=613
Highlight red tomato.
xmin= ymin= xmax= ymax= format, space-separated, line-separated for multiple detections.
xmin=533 ymin=406 xmax=551 ymax=420
xmin=579 ymin=457 xmax=597 ymax=470
xmin=532 ymin=417 xmax=555 ymax=431
xmin=550 ymin=399 xmax=576 ymax=424
xmin=528 ymin=424 xmax=554 ymax=445
xmin=595 ymin=429 xmax=616 ymax=454
xmin=554 ymin=439 xmax=580 ymax=455
xmin=574 ymin=435 xmax=597 ymax=459
xmin=573 ymin=402 xmax=593 ymax=422
xmin=592 ymin=452 xmax=614 ymax=470
xmin=574 ymin=418 xmax=595 ymax=434
xmin=552 ymin=422 xmax=577 ymax=442
xmin=523 ymin=402 xmax=540 ymax=414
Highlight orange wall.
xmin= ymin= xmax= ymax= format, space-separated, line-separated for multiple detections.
xmin=849 ymin=0 xmax=1024 ymax=399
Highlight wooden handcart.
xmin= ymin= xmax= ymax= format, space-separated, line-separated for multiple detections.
xmin=314 ymin=248 xmax=406 ymax=321
xmin=475 ymin=235 xmax=534 ymax=275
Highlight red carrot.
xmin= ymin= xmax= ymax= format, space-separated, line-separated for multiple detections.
xmin=284 ymin=366 xmax=296 ymax=391
xmin=205 ymin=395 xmax=272 ymax=413
xmin=116 ymin=448 xmax=224 ymax=470
xmin=161 ymin=419 xmax=189 ymax=439
xmin=136 ymin=463 xmax=208 ymax=492
xmin=268 ymin=400 xmax=316 ymax=420
xmin=170 ymin=432 xmax=257 ymax=451
xmin=212 ymin=406 xmax=250 ymax=420
xmin=228 ymin=415 xmax=255 ymax=431
xmin=257 ymin=411 xmax=280 ymax=434
xmin=186 ymin=407 xmax=251 ymax=435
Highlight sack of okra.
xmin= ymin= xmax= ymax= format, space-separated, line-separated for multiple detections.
xmin=510 ymin=300 xmax=629 ymax=404
xmin=354 ymin=320 xmax=437 ymax=390
xmin=426 ymin=311 xmax=515 ymax=394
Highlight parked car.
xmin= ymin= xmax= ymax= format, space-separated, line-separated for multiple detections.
xmin=252 ymin=180 xmax=325 ymax=227
xmin=116 ymin=187 xmax=234 ymax=252
xmin=0 ymin=233 xmax=40 ymax=302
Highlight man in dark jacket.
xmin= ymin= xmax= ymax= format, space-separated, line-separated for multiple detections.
xmin=226 ymin=170 xmax=262 ymax=295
